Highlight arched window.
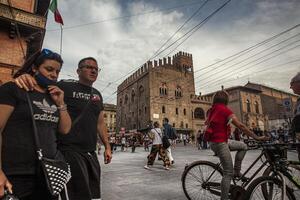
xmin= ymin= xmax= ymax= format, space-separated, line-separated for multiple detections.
xmin=104 ymin=114 xmax=107 ymax=118
xmin=255 ymin=101 xmax=259 ymax=114
xmin=183 ymin=108 xmax=186 ymax=115
xmin=246 ymin=99 xmax=251 ymax=113
xmin=119 ymin=98 xmax=122 ymax=106
xmin=159 ymin=83 xmax=167 ymax=96
xmin=131 ymin=90 xmax=135 ymax=103
xmin=175 ymin=86 xmax=182 ymax=98
xmin=186 ymin=123 xmax=188 ymax=128
xmin=139 ymin=85 xmax=144 ymax=96
xmin=124 ymin=94 xmax=128 ymax=104
xmin=162 ymin=106 xmax=165 ymax=113
xmin=194 ymin=107 xmax=205 ymax=119
xmin=176 ymin=108 xmax=179 ymax=115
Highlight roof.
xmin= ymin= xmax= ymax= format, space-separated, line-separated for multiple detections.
xmin=245 ymin=82 xmax=299 ymax=97
xmin=103 ymin=103 xmax=117 ymax=111
xmin=202 ymin=85 xmax=261 ymax=97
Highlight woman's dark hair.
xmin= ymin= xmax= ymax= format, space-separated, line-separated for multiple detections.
xmin=212 ymin=90 xmax=229 ymax=105
xmin=153 ymin=121 xmax=160 ymax=128
xmin=14 ymin=49 xmax=63 ymax=78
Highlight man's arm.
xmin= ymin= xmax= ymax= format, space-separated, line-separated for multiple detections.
xmin=97 ymin=111 xmax=112 ymax=164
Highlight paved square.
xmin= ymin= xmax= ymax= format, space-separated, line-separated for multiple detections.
xmin=100 ymin=144 xmax=298 ymax=200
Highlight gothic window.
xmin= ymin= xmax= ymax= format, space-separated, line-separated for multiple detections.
xmin=139 ymin=109 xmax=141 ymax=115
xmin=145 ymin=106 xmax=147 ymax=113
xmin=175 ymin=86 xmax=182 ymax=98
xmin=159 ymin=83 xmax=167 ymax=96
xmin=139 ymin=85 xmax=144 ymax=96
xmin=180 ymin=121 xmax=184 ymax=128
xmin=194 ymin=107 xmax=205 ymax=119
xmin=131 ymin=90 xmax=135 ymax=103
xmin=119 ymin=98 xmax=122 ymax=106
xmin=176 ymin=108 xmax=178 ymax=115
xmin=183 ymin=108 xmax=186 ymax=115
xmin=125 ymin=94 xmax=128 ymax=104
xmin=173 ymin=123 xmax=175 ymax=127
xmin=186 ymin=123 xmax=188 ymax=128
xmin=255 ymin=101 xmax=259 ymax=114
xmin=104 ymin=114 xmax=107 ymax=118
xmin=162 ymin=106 xmax=166 ymax=113
xmin=246 ymin=99 xmax=251 ymax=113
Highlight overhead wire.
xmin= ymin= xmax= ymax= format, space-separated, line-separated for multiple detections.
xmin=101 ymin=0 xmax=211 ymax=93
xmin=47 ymin=0 xmax=204 ymax=32
xmin=197 ymin=43 xmax=300 ymax=90
xmin=105 ymin=0 xmax=232 ymax=97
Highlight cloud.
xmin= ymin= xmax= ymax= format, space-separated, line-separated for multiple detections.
xmin=43 ymin=0 xmax=300 ymax=103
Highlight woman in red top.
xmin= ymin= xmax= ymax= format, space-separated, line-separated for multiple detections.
xmin=207 ymin=91 xmax=266 ymax=200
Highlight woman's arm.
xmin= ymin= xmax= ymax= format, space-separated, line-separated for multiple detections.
xmin=0 ymin=105 xmax=14 ymax=196
xmin=48 ymin=86 xmax=71 ymax=134
xmin=230 ymin=114 xmax=265 ymax=140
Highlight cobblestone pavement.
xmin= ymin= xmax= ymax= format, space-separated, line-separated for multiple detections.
xmin=99 ymin=143 xmax=298 ymax=200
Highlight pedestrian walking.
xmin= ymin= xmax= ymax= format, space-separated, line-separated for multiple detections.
xmin=144 ymin=122 xmax=170 ymax=170
xmin=15 ymin=56 xmax=112 ymax=200
xmin=0 ymin=49 xmax=72 ymax=199
xmin=206 ymin=90 xmax=268 ymax=200
xmin=162 ymin=118 xmax=177 ymax=164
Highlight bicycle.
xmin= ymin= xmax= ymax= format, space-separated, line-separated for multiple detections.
xmin=245 ymin=143 xmax=300 ymax=200
xmin=181 ymin=141 xmax=299 ymax=200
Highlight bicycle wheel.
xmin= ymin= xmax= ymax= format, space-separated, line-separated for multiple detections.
xmin=263 ymin=164 xmax=300 ymax=199
xmin=245 ymin=176 xmax=295 ymax=200
xmin=182 ymin=161 xmax=223 ymax=200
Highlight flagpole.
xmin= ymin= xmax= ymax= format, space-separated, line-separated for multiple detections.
xmin=60 ymin=24 xmax=63 ymax=55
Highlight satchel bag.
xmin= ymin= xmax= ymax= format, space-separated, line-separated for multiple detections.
xmin=154 ymin=128 xmax=171 ymax=149
xmin=203 ymin=108 xmax=217 ymax=142
xmin=26 ymin=93 xmax=71 ymax=197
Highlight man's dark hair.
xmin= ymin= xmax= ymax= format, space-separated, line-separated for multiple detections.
xmin=78 ymin=57 xmax=98 ymax=68
xmin=153 ymin=121 xmax=160 ymax=128
xmin=163 ymin=118 xmax=169 ymax=123
xmin=212 ymin=90 xmax=229 ymax=105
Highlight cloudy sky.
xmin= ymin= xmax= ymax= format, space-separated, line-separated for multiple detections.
xmin=43 ymin=0 xmax=300 ymax=103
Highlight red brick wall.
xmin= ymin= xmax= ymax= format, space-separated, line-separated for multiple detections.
xmin=3 ymin=0 xmax=35 ymax=13
xmin=0 ymin=31 xmax=27 ymax=66
xmin=0 ymin=31 xmax=26 ymax=83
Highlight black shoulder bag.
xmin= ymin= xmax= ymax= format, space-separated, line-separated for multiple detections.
xmin=26 ymin=93 xmax=71 ymax=197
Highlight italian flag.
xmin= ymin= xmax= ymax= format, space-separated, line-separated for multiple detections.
xmin=49 ymin=0 xmax=64 ymax=25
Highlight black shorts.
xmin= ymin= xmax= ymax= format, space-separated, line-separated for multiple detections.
xmin=8 ymin=173 xmax=57 ymax=200
xmin=61 ymin=151 xmax=101 ymax=200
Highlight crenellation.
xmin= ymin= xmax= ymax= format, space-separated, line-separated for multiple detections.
xmin=168 ymin=56 xmax=171 ymax=64
xmin=158 ymin=59 xmax=162 ymax=66
xmin=154 ymin=60 xmax=157 ymax=67
xmin=163 ymin=57 xmax=167 ymax=65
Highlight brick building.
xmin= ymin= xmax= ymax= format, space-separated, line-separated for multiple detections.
xmin=117 ymin=51 xmax=211 ymax=137
xmin=245 ymin=82 xmax=298 ymax=129
xmin=0 ymin=0 xmax=50 ymax=84
xmin=103 ymin=103 xmax=117 ymax=132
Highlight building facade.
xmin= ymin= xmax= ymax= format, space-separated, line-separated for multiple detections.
xmin=117 ymin=51 xmax=211 ymax=136
xmin=245 ymin=82 xmax=298 ymax=129
xmin=0 ymin=0 xmax=50 ymax=84
xmin=103 ymin=103 xmax=117 ymax=132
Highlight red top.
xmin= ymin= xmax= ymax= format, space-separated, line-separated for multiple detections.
xmin=208 ymin=103 xmax=233 ymax=143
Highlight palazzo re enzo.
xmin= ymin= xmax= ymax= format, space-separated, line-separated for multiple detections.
xmin=117 ymin=51 xmax=298 ymax=136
